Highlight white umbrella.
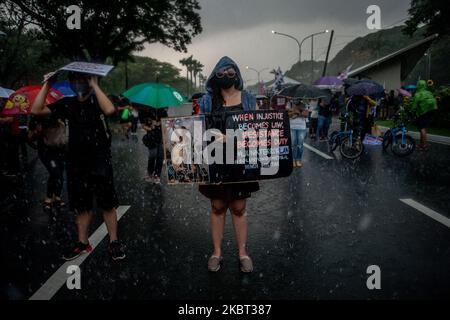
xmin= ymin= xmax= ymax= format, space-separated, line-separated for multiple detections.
xmin=0 ymin=87 xmax=14 ymax=98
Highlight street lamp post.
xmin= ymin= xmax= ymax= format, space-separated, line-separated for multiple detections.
xmin=246 ymin=66 xmax=269 ymax=94
xmin=271 ymin=30 xmax=302 ymax=62
xmin=272 ymin=30 xmax=329 ymax=64
xmin=300 ymin=30 xmax=329 ymax=83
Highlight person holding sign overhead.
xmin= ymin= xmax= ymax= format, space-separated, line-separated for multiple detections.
xmin=198 ymin=56 xmax=259 ymax=273
xmin=32 ymin=69 xmax=126 ymax=262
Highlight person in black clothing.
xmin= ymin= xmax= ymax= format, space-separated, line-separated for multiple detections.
xmin=317 ymin=98 xmax=332 ymax=141
xmin=141 ymin=109 xmax=166 ymax=184
xmin=32 ymin=71 xmax=125 ymax=261
xmin=197 ymin=56 xmax=258 ymax=273
xmin=29 ymin=115 xmax=66 ymax=211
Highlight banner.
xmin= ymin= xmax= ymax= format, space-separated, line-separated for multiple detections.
xmin=161 ymin=110 xmax=293 ymax=185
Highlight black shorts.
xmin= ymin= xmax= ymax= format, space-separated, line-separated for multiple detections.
xmin=199 ymin=182 xmax=260 ymax=202
xmin=416 ymin=112 xmax=433 ymax=130
xmin=67 ymin=157 xmax=119 ymax=213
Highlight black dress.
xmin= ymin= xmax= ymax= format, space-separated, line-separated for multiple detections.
xmin=199 ymin=103 xmax=260 ymax=201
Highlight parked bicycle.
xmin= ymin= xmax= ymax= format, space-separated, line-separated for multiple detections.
xmin=382 ymin=111 xmax=415 ymax=157
xmin=328 ymin=112 xmax=364 ymax=160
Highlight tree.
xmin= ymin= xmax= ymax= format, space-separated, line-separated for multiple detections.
xmin=179 ymin=56 xmax=190 ymax=95
xmin=192 ymin=60 xmax=204 ymax=90
xmin=0 ymin=2 xmax=67 ymax=88
xmin=6 ymin=0 xmax=202 ymax=64
xmin=101 ymin=55 xmax=188 ymax=96
xmin=404 ymin=0 xmax=450 ymax=37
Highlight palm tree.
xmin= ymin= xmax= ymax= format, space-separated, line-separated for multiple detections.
xmin=179 ymin=57 xmax=190 ymax=95
xmin=192 ymin=60 xmax=204 ymax=91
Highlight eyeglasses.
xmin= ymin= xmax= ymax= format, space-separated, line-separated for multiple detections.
xmin=215 ymin=68 xmax=237 ymax=79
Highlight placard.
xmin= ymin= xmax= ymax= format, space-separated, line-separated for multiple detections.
xmin=161 ymin=110 xmax=293 ymax=185
xmin=59 ymin=61 xmax=114 ymax=77
xmin=162 ymin=115 xmax=210 ymax=185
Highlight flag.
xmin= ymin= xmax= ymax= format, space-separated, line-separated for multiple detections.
xmin=338 ymin=64 xmax=353 ymax=80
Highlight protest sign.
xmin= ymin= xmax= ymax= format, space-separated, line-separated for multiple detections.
xmin=162 ymin=115 xmax=210 ymax=185
xmin=161 ymin=110 xmax=293 ymax=185
xmin=59 ymin=61 xmax=114 ymax=77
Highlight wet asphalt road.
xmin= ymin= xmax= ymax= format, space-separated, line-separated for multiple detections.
xmin=1 ymin=125 xmax=450 ymax=300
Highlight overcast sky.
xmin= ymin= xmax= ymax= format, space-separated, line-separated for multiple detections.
xmin=138 ymin=0 xmax=411 ymax=85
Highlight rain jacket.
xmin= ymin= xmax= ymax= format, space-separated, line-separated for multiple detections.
xmin=198 ymin=56 xmax=256 ymax=114
xmin=411 ymin=80 xmax=437 ymax=117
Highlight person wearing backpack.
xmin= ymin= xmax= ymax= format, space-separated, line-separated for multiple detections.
xmin=32 ymin=71 xmax=125 ymax=261
xmin=29 ymin=114 xmax=67 ymax=211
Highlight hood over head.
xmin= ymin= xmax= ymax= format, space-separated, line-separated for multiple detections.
xmin=205 ymin=56 xmax=243 ymax=94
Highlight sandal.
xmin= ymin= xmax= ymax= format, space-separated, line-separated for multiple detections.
xmin=239 ymin=256 xmax=254 ymax=273
xmin=208 ymin=255 xmax=223 ymax=272
xmin=42 ymin=201 xmax=53 ymax=211
xmin=54 ymin=198 xmax=66 ymax=208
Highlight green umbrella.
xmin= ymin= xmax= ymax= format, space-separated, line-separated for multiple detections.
xmin=122 ymin=83 xmax=186 ymax=109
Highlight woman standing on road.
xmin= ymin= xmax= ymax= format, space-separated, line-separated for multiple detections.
xmin=29 ymin=114 xmax=67 ymax=211
xmin=198 ymin=56 xmax=258 ymax=273
xmin=288 ymin=99 xmax=308 ymax=168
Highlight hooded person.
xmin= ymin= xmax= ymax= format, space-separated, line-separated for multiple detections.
xmin=197 ymin=56 xmax=258 ymax=274
xmin=411 ymin=80 xmax=437 ymax=150
xmin=198 ymin=56 xmax=256 ymax=114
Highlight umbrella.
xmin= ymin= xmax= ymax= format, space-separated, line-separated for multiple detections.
xmin=278 ymin=84 xmax=330 ymax=100
xmin=313 ymin=76 xmax=343 ymax=88
xmin=404 ymin=85 xmax=416 ymax=90
xmin=0 ymin=87 xmax=14 ymax=99
xmin=397 ymin=88 xmax=412 ymax=97
xmin=2 ymin=85 xmax=63 ymax=115
xmin=346 ymin=79 xmax=385 ymax=98
xmin=51 ymin=81 xmax=77 ymax=97
xmin=123 ymin=83 xmax=186 ymax=109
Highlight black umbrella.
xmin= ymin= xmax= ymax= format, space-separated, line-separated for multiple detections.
xmin=278 ymin=84 xmax=329 ymax=100
xmin=346 ymin=79 xmax=385 ymax=98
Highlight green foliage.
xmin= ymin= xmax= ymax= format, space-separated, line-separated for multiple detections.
xmin=101 ymin=55 xmax=190 ymax=96
xmin=403 ymin=0 xmax=450 ymax=37
xmin=0 ymin=5 xmax=68 ymax=88
xmin=6 ymin=0 xmax=202 ymax=64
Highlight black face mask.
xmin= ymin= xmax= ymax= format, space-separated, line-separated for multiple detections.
xmin=216 ymin=76 xmax=237 ymax=90
xmin=70 ymin=81 xmax=91 ymax=97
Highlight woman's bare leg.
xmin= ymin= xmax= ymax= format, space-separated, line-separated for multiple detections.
xmin=229 ymin=199 xmax=248 ymax=257
xmin=210 ymin=199 xmax=228 ymax=257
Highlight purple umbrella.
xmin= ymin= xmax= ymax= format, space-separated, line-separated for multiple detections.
xmin=313 ymin=76 xmax=343 ymax=87
xmin=397 ymin=88 xmax=412 ymax=97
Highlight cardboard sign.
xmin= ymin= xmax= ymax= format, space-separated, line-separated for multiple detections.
xmin=162 ymin=115 xmax=210 ymax=185
xmin=215 ymin=110 xmax=293 ymax=183
xmin=161 ymin=110 xmax=293 ymax=185
xmin=59 ymin=61 xmax=114 ymax=77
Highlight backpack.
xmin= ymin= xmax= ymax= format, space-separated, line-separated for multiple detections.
xmin=43 ymin=119 xmax=68 ymax=148
xmin=142 ymin=126 xmax=162 ymax=148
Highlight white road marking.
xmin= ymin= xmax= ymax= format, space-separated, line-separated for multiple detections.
xmin=29 ymin=205 xmax=131 ymax=300
xmin=303 ymin=143 xmax=334 ymax=160
xmin=400 ymin=199 xmax=450 ymax=229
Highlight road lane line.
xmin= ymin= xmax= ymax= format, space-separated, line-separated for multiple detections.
xmin=303 ymin=143 xmax=334 ymax=160
xmin=400 ymin=199 xmax=450 ymax=229
xmin=29 ymin=205 xmax=131 ymax=300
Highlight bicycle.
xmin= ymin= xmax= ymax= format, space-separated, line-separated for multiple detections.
xmin=382 ymin=112 xmax=415 ymax=157
xmin=328 ymin=112 xmax=364 ymax=160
